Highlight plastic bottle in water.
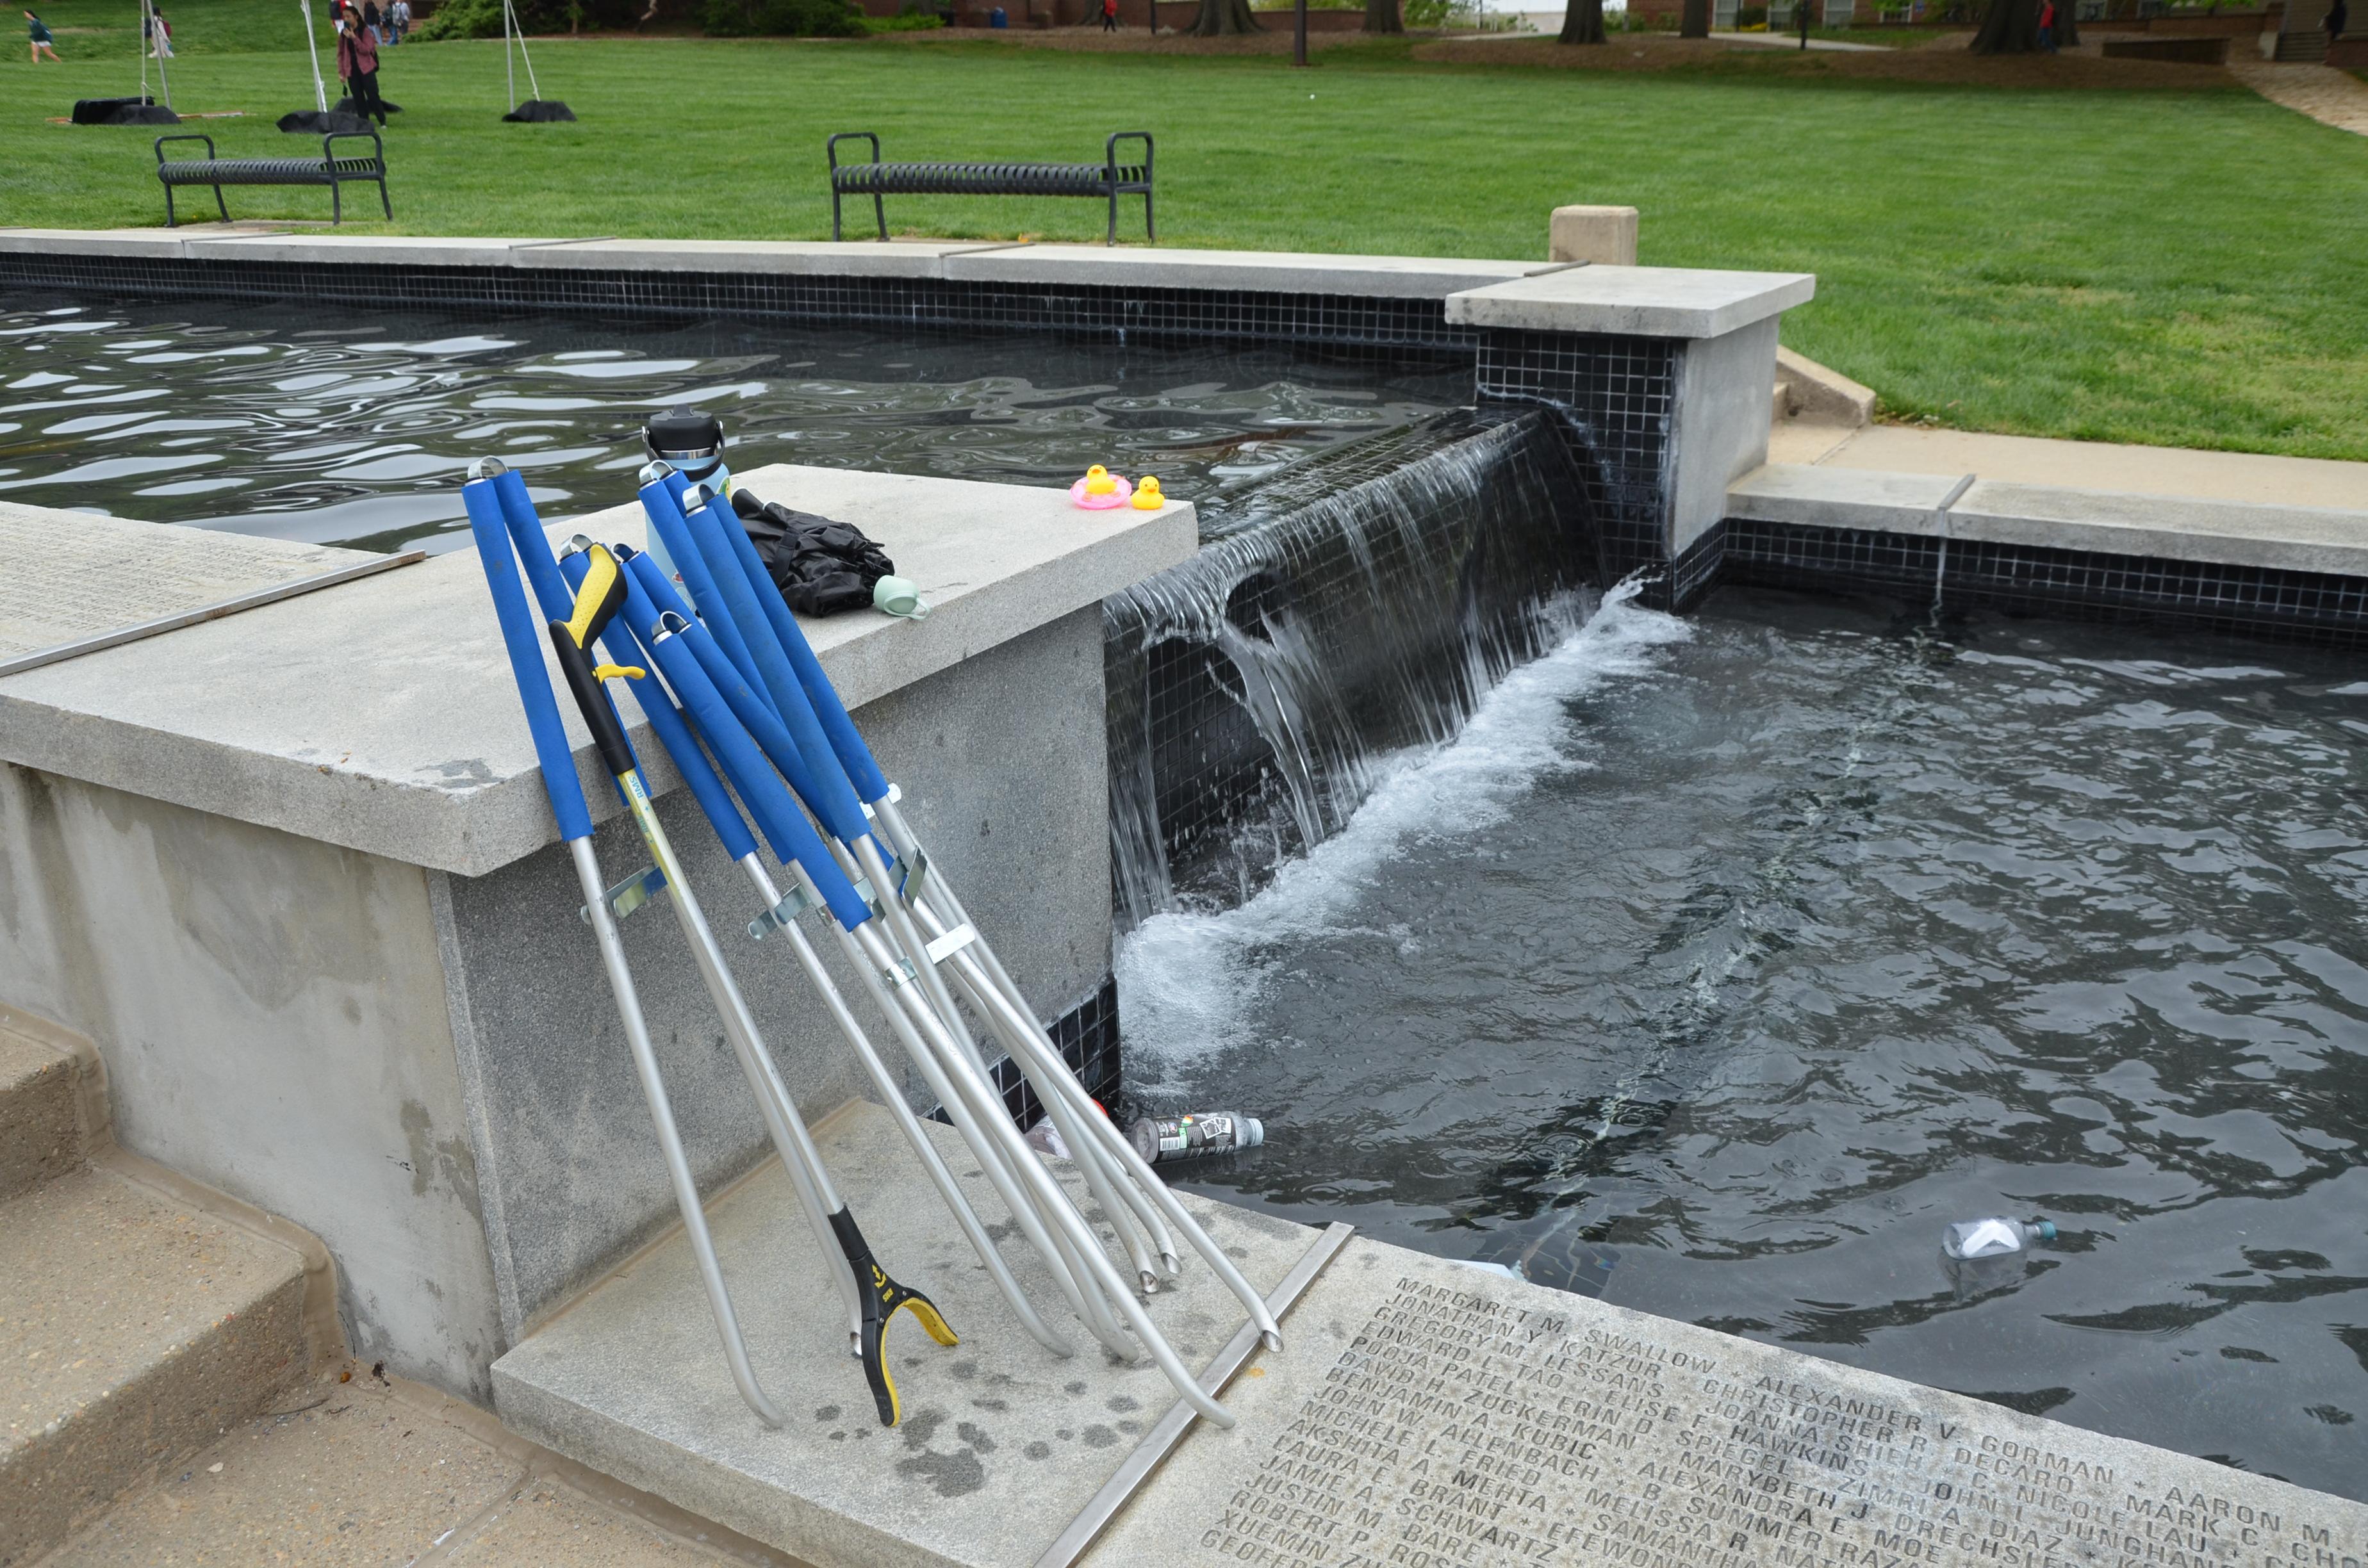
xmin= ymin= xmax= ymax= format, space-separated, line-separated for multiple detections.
xmin=1129 ymin=1112 xmax=1265 ymax=1166
xmin=1941 ymin=1217 xmax=2056 ymax=1260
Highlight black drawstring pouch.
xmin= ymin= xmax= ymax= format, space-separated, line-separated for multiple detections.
xmin=732 ymin=489 xmax=896 ymax=616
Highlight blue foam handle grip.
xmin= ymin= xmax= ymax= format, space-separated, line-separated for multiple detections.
xmin=463 ymin=477 xmax=593 ymax=844
xmin=679 ymin=490 xmax=872 ymax=845
xmin=620 ymin=552 xmax=841 ymax=822
xmin=639 ymin=480 xmax=770 ymax=715
xmin=558 ymin=548 xmax=759 ymax=867
xmin=490 ymin=469 xmax=574 ymax=626
xmin=636 ymin=617 xmax=873 ymax=931
xmin=710 ymin=489 xmax=893 ymax=806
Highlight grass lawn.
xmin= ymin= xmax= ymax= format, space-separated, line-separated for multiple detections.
xmin=4 ymin=14 xmax=2365 ymax=460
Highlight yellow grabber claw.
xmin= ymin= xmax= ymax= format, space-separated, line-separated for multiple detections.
xmin=828 ymin=1207 xmax=957 ymax=1428
xmin=559 ymin=543 xmax=629 ymax=652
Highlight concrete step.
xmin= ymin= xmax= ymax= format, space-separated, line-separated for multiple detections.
xmin=0 ymin=1024 xmax=88 ymax=1204
xmin=2276 ymin=30 xmax=2330 ymax=60
xmin=0 ymin=1161 xmax=313 ymax=1565
xmin=40 ymin=1370 xmax=783 ymax=1567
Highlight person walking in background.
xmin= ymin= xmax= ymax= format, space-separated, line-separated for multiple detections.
xmin=25 ymin=8 xmax=58 ymax=58
xmin=361 ymin=0 xmax=382 ymax=41
xmin=336 ymin=13 xmax=386 ymax=126
xmin=2330 ymin=0 xmax=2350 ymax=52
xmin=2036 ymin=0 xmax=2057 ymax=49
xmin=1795 ymin=0 xmax=1811 ymax=47
xmin=1100 ymin=0 xmax=1118 ymax=28
xmin=388 ymin=0 xmax=410 ymax=44
xmin=144 ymin=3 xmax=173 ymax=55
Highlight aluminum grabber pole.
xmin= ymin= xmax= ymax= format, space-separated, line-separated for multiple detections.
xmin=538 ymin=537 xmax=957 ymax=1429
xmin=640 ymin=498 xmax=1254 ymax=1424
xmin=481 ymin=464 xmax=867 ymax=1363
xmin=459 ymin=464 xmax=785 ymax=1430
xmin=655 ymin=480 xmax=1179 ymax=1307
xmin=558 ymin=535 xmax=1074 ymax=1363
xmin=619 ymin=498 xmax=1149 ymax=1366
xmin=672 ymin=481 xmax=1286 ymax=1354
xmin=608 ymin=527 xmax=1111 ymax=1359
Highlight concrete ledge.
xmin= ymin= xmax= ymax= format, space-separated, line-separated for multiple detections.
xmin=1729 ymin=462 xmax=2368 ymax=577
xmin=0 ymin=229 xmax=1804 ymax=321
xmin=1447 ymin=263 xmax=1816 ymax=338
xmin=509 ymin=238 xmax=1024 ymax=276
xmin=0 ymin=466 xmax=1196 ymax=878
xmin=1775 ymin=343 xmax=1876 ymax=425
xmin=939 ymin=244 xmax=1541 ymax=298
xmin=1728 ymin=462 xmax=1971 ymax=533
xmin=1950 ymin=478 xmax=2368 ymax=575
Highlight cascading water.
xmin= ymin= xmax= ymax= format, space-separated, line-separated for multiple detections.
xmin=1104 ymin=407 xmax=1602 ymax=927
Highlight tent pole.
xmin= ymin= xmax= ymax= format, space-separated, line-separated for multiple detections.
xmin=504 ymin=0 xmax=516 ymax=112
xmin=302 ymin=0 xmax=327 ymax=111
xmin=146 ymin=0 xmax=174 ymax=110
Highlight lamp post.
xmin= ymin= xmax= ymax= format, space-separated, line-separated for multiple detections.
xmin=1294 ymin=0 xmax=1308 ymax=61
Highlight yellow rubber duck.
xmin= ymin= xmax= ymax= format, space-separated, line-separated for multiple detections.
xmin=1083 ymin=465 xmax=1118 ymax=497
xmin=1131 ymin=476 xmax=1165 ymax=510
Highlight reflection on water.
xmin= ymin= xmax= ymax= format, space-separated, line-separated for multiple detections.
xmin=0 ymin=294 xmax=1468 ymax=553
xmin=1121 ymin=584 xmax=2368 ymax=1499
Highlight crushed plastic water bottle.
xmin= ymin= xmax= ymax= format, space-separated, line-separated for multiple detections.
xmin=1941 ymin=1216 xmax=2056 ymax=1260
xmin=1129 ymin=1112 xmax=1264 ymax=1166
xmin=1021 ymin=1116 xmax=1071 ymax=1162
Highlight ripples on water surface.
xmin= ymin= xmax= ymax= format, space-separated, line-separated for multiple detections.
xmin=0 ymin=294 xmax=1467 ymax=551
xmin=1121 ymin=585 xmax=2368 ymax=1499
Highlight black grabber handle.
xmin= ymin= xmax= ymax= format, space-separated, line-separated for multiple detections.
xmin=546 ymin=543 xmax=643 ymax=781
xmin=828 ymin=1206 xmax=958 ymax=1428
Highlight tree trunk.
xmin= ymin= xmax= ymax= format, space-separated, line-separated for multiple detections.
xmin=1970 ymin=0 xmax=2039 ymax=49
xmin=1679 ymin=0 xmax=1710 ymax=34
xmin=1188 ymin=0 xmax=1260 ymax=31
xmin=1365 ymin=0 xmax=1402 ymax=31
xmin=1559 ymin=0 xmax=1604 ymax=41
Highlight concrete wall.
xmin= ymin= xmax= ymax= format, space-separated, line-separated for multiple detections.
xmin=0 ymin=762 xmax=506 ymax=1397
xmin=1670 ymin=316 xmax=1779 ymax=556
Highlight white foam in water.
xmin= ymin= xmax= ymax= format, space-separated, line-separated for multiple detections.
xmin=1117 ymin=581 xmax=1693 ymax=1074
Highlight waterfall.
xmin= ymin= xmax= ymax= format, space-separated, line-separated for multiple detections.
xmin=1105 ymin=407 xmax=1602 ymax=929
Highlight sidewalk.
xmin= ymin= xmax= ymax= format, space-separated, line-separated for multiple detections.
xmin=1771 ymin=420 xmax=2368 ymax=512
xmin=2228 ymin=56 xmax=2368 ymax=136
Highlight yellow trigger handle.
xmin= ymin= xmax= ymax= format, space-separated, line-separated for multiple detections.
xmin=561 ymin=543 xmax=628 ymax=651
xmin=592 ymin=664 xmax=645 ymax=682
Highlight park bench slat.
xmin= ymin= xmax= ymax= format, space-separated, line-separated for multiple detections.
xmin=826 ymin=131 xmax=1153 ymax=246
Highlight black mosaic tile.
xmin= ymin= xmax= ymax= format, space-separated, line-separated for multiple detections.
xmin=928 ymin=974 xmax=1121 ymax=1133
xmin=0 ymin=252 xmax=1469 ymax=350
xmin=1723 ymin=516 xmax=2368 ymax=648
xmin=1474 ymin=329 xmax=1676 ymax=592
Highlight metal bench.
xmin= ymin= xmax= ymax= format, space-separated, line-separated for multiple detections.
xmin=827 ymin=131 xmax=1153 ymax=247
xmin=154 ymin=131 xmax=391 ymax=228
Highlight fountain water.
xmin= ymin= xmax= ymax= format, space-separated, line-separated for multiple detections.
xmin=1105 ymin=408 xmax=1604 ymax=927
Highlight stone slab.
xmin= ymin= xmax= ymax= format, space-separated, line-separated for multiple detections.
xmin=491 ymin=1100 xmax=1320 ymax=1568
xmin=1446 ymin=265 xmax=1817 ymax=339
xmin=1083 ymin=1239 xmax=2368 ymax=1568
xmin=1727 ymin=462 xmax=1973 ymax=534
xmin=0 ymin=502 xmax=379 ymax=664
xmin=0 ymin=466 xmax=1196 ymax=877
xmin=510 ymin=238 xmax=1023 ymax=275
xmin=942 ymin=246 xmax=1540 ymax=299
xmin=1809 ymin=425 xmax=2368 ymax=512
xmin=1944 ymin=480 xmax=2368 ymax=575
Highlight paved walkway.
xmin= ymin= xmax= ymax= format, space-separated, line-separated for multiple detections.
xmin=1770 ymin=421 xmax=2368 ymax=510
xmin=2228 ymin=56 xmax=2368 ymax=135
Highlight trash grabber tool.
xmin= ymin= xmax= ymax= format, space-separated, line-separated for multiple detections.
xmin=679 ymin=485 xmax=1285 ymax=1353
xmin=460 ymin=463 xmax=785 ymax=1430
xmin=541 ymin=538 xmax=955 ymax=1428
xmin=560 ymin=539 xmax=1074 ymax=1362
xmin=611 ymin=544 xmax=1125 ymax=1353
xmin=487 ymin=468 xmax=866 ymax=1357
